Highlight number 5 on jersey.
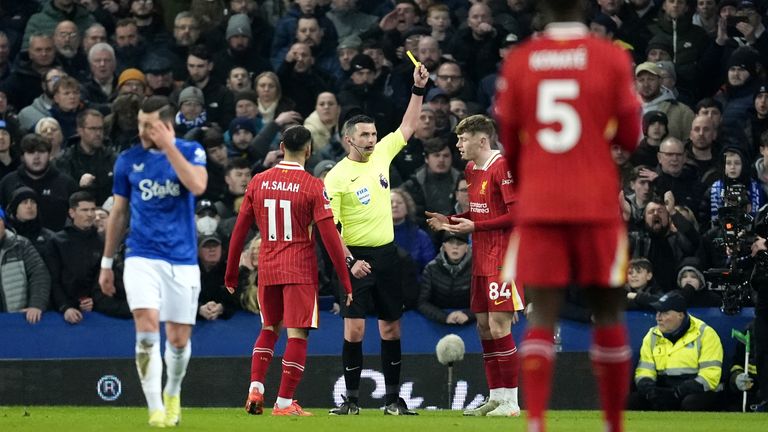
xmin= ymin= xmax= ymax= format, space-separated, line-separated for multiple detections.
xmin=536 ymin=79 xmax=581 ymax=153
xmin=265 ymin=199 xmax=293 ymax=241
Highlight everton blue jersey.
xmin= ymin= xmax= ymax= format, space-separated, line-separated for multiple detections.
xmin=113 ymin=138 xmax=206 ymax=264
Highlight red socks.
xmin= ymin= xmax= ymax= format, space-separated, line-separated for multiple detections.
xmin=481 ymin=339 xmax=502 ymax=392
xmin=250 ymin=329 xmax=278 ymax=383
xmin=495 ymin=334 xmax=520 ymax=390
xmin=521 ymin=325 xmax=630 ymax=432
xmin=520 ymin=327 xmax=555 ymax=430
xmin=278 ymin=337 xmax=308 ymax=400
xmin=591 ymin=324 xmax=631 ymax=432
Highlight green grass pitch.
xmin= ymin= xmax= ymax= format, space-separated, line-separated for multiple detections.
xmin=0 ymin=407 xmax=764 ymax=431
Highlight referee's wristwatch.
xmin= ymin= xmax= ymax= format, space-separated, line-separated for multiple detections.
xmin=346 ymin=256 xmax=357 ymax=270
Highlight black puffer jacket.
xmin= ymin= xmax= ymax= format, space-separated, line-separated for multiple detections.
xmin=417 ymin=248 xmax=473 ymax=324
xmin=46 ymin=222 xmax=102 ymax=313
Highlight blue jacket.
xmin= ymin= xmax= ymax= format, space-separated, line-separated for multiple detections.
xmin=394 ymin=220 xmax=436 ymax=274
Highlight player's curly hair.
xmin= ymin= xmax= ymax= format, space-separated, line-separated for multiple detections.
xmin=455 ymin=114 xmax=496 ymax=137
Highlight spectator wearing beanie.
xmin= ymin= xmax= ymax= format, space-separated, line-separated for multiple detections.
xmin=226 ymin=117 xmax=260 ymax=165
xmin=338 ymin=53 xmax=397 ymax=136
xmin=0 ymin=202 xmax=51 ymax=324
xmin=716 ymin=47 xmax=762 ymax=150
xmin=207 ymin=0 xmax=275 ymax=59
xmin=646 ymin=33 xmax=674 ymax=63
xmin=230 ymin=89 xmax=264 ymax=138
xmin=5 ymin=186 xmax=55 ymax=256
xmin=632 ymin=111 xmax=669 ymax=168
xmin=175 ymin=86 xmax=208 ymax=135
xmin=116 ymin=68 xmax=147 ymax=97
xmin=212 ymin=13 xmax=271 ymax=85
xmin=675 ymin=257 xmax=722 ymax=307
xmin=744 ymin=83 xmax=768 ymax=156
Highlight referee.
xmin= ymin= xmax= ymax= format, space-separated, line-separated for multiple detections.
xmin=325 ymin=63 xmax=429 ymax=416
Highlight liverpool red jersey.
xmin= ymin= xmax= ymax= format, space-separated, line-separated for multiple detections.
xmin=495 ymin=23 xmax=641 ymax=223
xmin=238 ymin=161 xmax=333 ymax=286
xmin=465 ymin=151 xmax=515 ymax=276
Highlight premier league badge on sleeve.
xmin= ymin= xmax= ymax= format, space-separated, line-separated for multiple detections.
xmin=379 ymin=173 xmax=389 ymax=189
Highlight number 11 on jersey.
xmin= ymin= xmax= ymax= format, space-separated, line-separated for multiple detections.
xmin=265 ymin=199 xmax=293 ymax=241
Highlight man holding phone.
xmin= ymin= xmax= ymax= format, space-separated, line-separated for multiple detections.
xmin=718 ymin=1 xmax=765 ymax=44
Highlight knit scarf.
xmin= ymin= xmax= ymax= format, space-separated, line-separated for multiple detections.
xmin=258 ymin=99 xmax=277 ymax=123
xmin=175 ymin=110 xmax=207 ymax=129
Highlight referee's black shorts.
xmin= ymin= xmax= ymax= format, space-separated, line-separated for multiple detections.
xmin=340 ymin=242 xmax=403 ymax=321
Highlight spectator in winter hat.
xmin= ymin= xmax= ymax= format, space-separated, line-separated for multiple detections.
xmin=175 ymin=86 xmax=207 ymax=135
xmin=718 ymin=47 xmax=762 ymax=148
xmin=211 ymin=13 xmax=270 ymax=85
xmin=116 ymin=68 xmax=147 ymax=97
xmin=631 ymin=111 xmax=669 ymax=168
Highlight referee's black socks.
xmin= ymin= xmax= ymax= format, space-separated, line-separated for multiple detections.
xmin=342 ymin=340 xmax=363 ymax=404
xmin=381 ymin=339 xmax=401 ymax=405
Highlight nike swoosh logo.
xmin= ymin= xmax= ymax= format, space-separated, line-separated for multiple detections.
xmin=390 ymin=361 xmax=401 ymax=366
xmin=494 ymin=299 xmax=509 ymax=306
xmin=345 ymin=366 xmax=361 ymax=371
xmin=351 ymin=177 xmax=359 ymax=182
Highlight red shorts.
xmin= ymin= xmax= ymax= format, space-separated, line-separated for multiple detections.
xmin=470 ymin=275 xmax=525 ymax=313
xmin=258 ymin=283 xmax=319 ymax=329
xmin=502 ymin=222 xmax=627 ymax=288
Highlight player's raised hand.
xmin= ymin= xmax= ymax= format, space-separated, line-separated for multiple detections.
xmin=351 ymin=259 xmax=371 ymax=279
xmin=413 ymin=63 xmax=429 ymax=88
xmin=444 ymin=217 xmax=475 ymax=233
xmin=147 ymin=118 xmax=175 ymax=152
xmin=425 ymin=211 xmax=449 ymax=231
xmin=99 ymin=268 xmax=115 ymax=297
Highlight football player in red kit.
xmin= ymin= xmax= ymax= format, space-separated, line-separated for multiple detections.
xmin=426 ymin=114 xmax=524 ymax=417
xmin=225 ymin=125 xmax=353 ymax=416
xmin=494 ymin=1 xmax=641 ymax=431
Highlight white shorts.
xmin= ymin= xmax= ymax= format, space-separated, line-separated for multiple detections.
xmin=124 ymin=256 xmax=201 ymax=325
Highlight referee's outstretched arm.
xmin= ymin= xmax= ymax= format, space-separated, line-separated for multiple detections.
xmin=399 ymin=64 xmax=430 ymax=141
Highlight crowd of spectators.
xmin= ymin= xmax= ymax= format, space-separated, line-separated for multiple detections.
xmin=1 ymin=0 xmax=768 ymax=411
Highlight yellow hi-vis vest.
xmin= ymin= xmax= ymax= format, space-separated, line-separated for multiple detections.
xmin=635 ymin=315 xmax=723 ymax=391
